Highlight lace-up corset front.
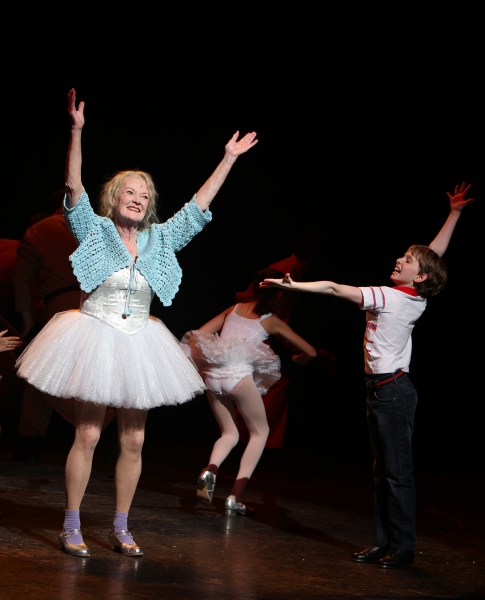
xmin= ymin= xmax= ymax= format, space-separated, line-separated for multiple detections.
xmin=81 ymin=266 xmax=154 ymax=334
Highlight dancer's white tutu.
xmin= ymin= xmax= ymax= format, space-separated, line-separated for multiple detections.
xmin=16 ymin=310 xmax=206 ymax=409
xmin=181 ymin=330 xmax=281 ymax=396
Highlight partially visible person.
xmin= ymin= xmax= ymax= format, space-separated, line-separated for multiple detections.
xmin=262 ymin=183 xmax=474 ymax=568
xmin=0 ymin=330 xmax=22 ymax=355
xmin=181 ymin=268 xmax=317 ymax=515
xmin=13 ymin=189 xmax=93 ymax=464
xmin=14 ymin=189 xmax=80 ymax=340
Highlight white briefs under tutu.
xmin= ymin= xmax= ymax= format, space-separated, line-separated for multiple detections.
xmin=16 ymin=310 xmax=206 ymax=409
xmin=181 ymin=328 xmax=281 ymax=396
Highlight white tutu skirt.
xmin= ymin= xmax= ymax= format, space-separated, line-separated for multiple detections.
xmin=181 ymin=330 xmax=281 ymax=396
xmin=16 ymin=310 xmax=206 ymax=409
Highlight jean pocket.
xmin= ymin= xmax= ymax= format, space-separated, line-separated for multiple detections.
xmin=372 ymin=385 xmax=398 ymax=402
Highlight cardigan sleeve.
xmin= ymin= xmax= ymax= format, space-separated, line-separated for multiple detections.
xmin=63 ymin=190 xmax=100 ymax=243
xmin=159 ymin=195 xmax=212 ymax=253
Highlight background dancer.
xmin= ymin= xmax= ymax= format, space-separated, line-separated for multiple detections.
xmin=261 ymin=183 xmax=474 ymax=568
xmin=182 ymin=268 xmax=316 ymax=516
xmin=16 ymin=88 xmax=258 ymax=557
xmin=233 ymin=245 xmax=335 ymax=455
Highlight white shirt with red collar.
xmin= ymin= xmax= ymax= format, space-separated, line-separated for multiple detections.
xmin=358 ymin=286 xmax=427 ymax=375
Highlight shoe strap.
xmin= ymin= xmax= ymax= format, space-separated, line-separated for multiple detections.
xmin=113 ymin=529 xmax=135 ymax=543
xmin=63 ymin=529 xmax=84 ymax=541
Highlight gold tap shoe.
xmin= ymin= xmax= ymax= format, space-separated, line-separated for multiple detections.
xmin=197 ymin=470 xmax=216 ymax=504
xmin=109 ymin=530 xmax=143 ymax=556
xmin=58 ymin=529 xmax=90 ymax=557
xmin=225 ymin=498 xmax=256 ymax=517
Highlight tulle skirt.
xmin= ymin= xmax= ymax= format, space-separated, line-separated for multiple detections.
xmin=16 ymin=310 xmax=206 ymax=409
xmin=181 ymin=330 xmax=281 ymax=396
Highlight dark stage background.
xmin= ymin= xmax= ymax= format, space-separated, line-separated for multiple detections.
xmin=1 ymin=5 xmax=482 ymax=465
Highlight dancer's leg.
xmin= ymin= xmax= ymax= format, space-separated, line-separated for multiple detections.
xmin=229 ymin=376 xmax=269 ymax=502
xmin=62 ymin=400 xmax=105 ymax=546
xmin=65 ymin=400 xmax=106 ymax=510
xmin=205 ymin=390 xmax=239 ymax=473
xmin=115 ymin=408 xmax=147 ymax=512
xmin=111 ymin=407 xmax=147 ymax=547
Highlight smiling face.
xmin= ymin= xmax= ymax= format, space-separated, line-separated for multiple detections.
xmin=113 ymin=176 xmax=150 ymax=227
xmin=390 ymin=250 xmax=428 ymax=288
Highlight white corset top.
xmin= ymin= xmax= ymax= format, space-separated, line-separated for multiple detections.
xmin=220 ymin=307 xmax=271 ymax=343
xmin=81 ymin=266 xmax=154 ymax=334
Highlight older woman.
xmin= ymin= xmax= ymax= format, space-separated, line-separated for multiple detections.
xmin=16 ymin=89 xmax=257 ymax=558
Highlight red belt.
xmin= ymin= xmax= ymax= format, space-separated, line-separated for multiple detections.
xmin=366 ymin=369 xmax=404 ymax=387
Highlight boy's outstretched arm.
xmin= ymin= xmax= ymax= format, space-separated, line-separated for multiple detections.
xmin=260 ymin=275 xmax=363 ymax=305
xmin=429 ymin=182 xmax=474 ymax=257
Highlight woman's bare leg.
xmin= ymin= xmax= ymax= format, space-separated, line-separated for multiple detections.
xmin=230 ymin=376 xmax=269 ymax=502
xmin=114 ymin=407 xmax=147 ymax=513
xmin=65 ymin=400 xmax=106 ymax=510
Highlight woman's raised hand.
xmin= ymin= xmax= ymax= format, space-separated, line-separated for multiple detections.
xmin=68 ymin=88 xmax=85 ymax=130
xmin=224 ymin=131 xmax=258 ymax=158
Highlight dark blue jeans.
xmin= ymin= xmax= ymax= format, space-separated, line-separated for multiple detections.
xmin=366 ymin=372 xmax=418 ymax=551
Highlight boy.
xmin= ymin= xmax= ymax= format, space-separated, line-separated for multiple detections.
xmin=261 ymin=183 xmax=474 ymax=568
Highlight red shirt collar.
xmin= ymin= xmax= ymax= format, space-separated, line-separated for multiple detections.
xmin=393 ymin=286 xmax=420 ymax=297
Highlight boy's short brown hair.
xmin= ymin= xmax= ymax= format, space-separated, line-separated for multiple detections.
xmin=408 ymin=245 xmax=448 ymax=298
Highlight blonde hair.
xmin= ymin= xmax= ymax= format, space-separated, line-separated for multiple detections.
xmin=99 ymin=170 xmax=159 ymax=231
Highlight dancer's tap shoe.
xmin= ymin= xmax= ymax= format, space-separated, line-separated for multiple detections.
xmin=377 ymin=548 xmax=414 ymax=568
xmin=197 ymin=470 xmax=216 ymax=504
xmin=109 ymin=530 xmax=143 ymax=557
xmin=58 ymin=529 xmax=90 ymax=557
xmin=225 ymin=498 xmax=256 ymax=517
xmin=351 ymin=545 xmax=388 ymax=563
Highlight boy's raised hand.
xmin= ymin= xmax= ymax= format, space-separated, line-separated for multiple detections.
xmin=447 ymin=182 xmax=474 ymax=212
xmin=260 ymin=273 xmax=294 ymax=289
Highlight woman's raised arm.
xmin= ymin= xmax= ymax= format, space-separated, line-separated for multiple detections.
xmin=65 ymin=88 xmax=85 ymax=208
xmin=195 ymin=131 xmax=258 ymax=211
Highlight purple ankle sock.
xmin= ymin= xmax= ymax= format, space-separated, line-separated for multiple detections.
xmin=63 ymin=509 xmax=83 ymax=545
xmin=113 ymin=511 xmax=134 ymax=544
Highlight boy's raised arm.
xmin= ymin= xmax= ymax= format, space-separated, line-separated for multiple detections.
xmin=429 ymin=182 xmax=474 ymax=257
xmin=260 ymin=274 xmax=363 ymax=305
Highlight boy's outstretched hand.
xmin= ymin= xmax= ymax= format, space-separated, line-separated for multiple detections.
xmin=447 ymin=182 xmax=474 ymax=212
xmin=260 ymin=273 xmax=293 ymax=289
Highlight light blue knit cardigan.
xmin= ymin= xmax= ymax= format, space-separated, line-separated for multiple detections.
xmin=64 ymin=190 xmax=212 ymax=306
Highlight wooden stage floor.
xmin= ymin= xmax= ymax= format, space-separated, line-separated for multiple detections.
xmin=0 ymin=437 xmax=483 ymax=599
